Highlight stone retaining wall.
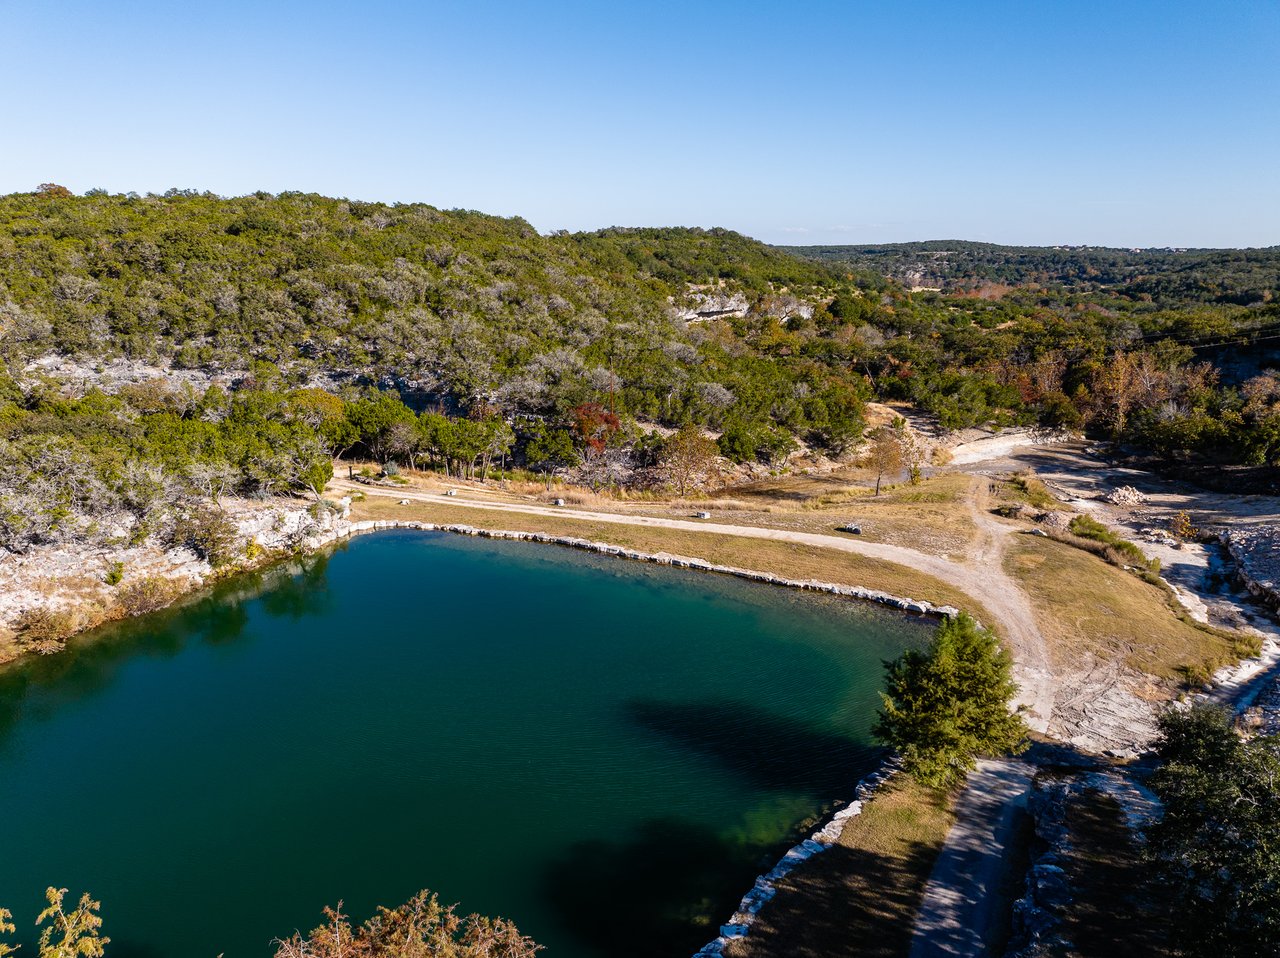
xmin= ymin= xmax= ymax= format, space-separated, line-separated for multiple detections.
xmin=1222 ymin=526 xmax=1280 ymax=613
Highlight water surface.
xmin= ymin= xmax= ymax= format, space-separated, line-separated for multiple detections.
xmin=0 ymin=530 xmax=926 ymax=957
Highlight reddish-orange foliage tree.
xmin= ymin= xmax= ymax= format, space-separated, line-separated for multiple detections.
xmin=569 ymin=402 xmax=619 ymax=459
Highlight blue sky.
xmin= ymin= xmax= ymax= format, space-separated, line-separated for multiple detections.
xmin=2 ymin=0 xmax=1277 ymax=247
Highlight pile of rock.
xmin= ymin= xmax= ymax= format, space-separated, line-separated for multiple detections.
xmin=1035 ymin=510 xmax=1074 ymax=531
xmin=1104 ymin=485 xmax=1148 ymax=505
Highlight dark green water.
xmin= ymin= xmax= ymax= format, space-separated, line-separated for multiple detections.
xmin=0 ymin=530 xmax=926 ymax=958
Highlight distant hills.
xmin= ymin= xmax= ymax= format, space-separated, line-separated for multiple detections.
xmin=784 ymin=240 xmax=1280 ymax=305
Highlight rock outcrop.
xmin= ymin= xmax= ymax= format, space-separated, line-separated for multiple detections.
xmin=0 ymin=497 xmax=351 ymax=660
xmin=670 ymin=290 xmax=751 ymax=322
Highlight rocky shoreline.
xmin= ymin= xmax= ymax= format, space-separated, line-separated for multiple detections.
xmin=694 ymin=758 xmax=903 ymax=957
xmin=0 ymin=496 xmax=350 ymax=663
xmin=1223 ymin=525 xmax=1280 ymax=614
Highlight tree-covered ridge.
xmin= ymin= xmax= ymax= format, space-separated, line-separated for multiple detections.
xmin=788 ymin=240 xmax=1280 ymax=305
xmin=0 ymin=189 xmax=870 ymax=445
xmin=3 ymin=187 xmax=1280 ymax=486
xmin=573 ymin=226 xmax=843 ymax=291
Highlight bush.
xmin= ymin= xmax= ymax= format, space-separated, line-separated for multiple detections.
xmin=14 ymin=607 xmax=77 ymax=648
xmin=1068 ymin=515 xmax=1159 ymax=573
xmin=104 ymin=561 xmax=125 ymax=586
xmin=874 ymin=613 xmax=1028 ymax=789
xmin=117 ymin=576 xmax=185 ymax=615
xmin=1008 ymin=473 xmax=1057 ymax=510
xmin=172 ymin=506 xmax=239 ymax=567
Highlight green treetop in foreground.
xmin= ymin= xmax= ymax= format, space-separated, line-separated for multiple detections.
xmin=1149 ymin=705 xmax=1280 ymax=958
xmin=874 ymin=613 xmax=1028 ymax=789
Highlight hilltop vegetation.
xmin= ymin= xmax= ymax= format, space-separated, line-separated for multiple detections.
xmin=0 ymin=189 xmax=863 ymax=441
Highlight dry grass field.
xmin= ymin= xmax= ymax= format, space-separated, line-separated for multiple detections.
xmin=1004 ymin=535 xmax=1250 ymax=681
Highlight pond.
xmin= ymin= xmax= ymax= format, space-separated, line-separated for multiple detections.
xmin=0 ymin=530 xmax=928 ymax=957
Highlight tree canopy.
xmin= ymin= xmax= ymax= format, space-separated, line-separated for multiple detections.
xmin=874 ymin=613 xmax=1028 ymax=789
xmin=1148 ymin=705 xmax=1280 ymax=958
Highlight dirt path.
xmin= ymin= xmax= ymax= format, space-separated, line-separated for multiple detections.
xmin=964 ymin=477 xmax=1055 ymax=733
xmin=333 ymin=479 xmax=1047 ymax=649
xmin=908 ymin=759 xmax=1035 ymax=958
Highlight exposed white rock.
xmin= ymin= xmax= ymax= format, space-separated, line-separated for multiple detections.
xmin=1104 ymin=485 xmax=1148 ymax=505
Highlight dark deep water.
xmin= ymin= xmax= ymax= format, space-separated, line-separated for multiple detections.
xmin=0 ymin=530 xmax=927 ymax=957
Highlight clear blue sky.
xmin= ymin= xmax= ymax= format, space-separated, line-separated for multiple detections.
xmin=2 ymin=0 xmax=1277 ymax=247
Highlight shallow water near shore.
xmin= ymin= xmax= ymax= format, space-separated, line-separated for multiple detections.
xmin=0 ymin=529 xmax=927 ymax=958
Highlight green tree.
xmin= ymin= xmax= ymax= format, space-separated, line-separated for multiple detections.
xmin=345 ymin=393 xmax=415 ymax=463
xmin=1148 ymin=705 xmax=1280 ymax=957
xmin=874 ymin=613 xmax=1027 ymax=789
xmin=524 ymin=422 xmax=576 ymax=488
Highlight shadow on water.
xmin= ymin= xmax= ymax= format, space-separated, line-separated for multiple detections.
xmin=542 ymin=818 xmax=764 ymax=958
xmin=0 ymin=553 xmax=333 ymax=749
xmin=627 ymin=698 xmax=885 ymax=795
xmin=538 ymin=701 xmax=890 ymax=955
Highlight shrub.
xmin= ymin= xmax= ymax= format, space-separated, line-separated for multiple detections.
xmin=1177 ymin=663 xmax=1212 ymax=688
xmin=172 ymin=506 xmax=239 ymax=567
xmin=1008 ymin=473 xmax=1057 ymax=510
xmin=14 ymin=607 xmax=77 ymax=648
xmin=273 ymin=889 xmax=541 ymax=958
xmin=104 ymin=561 xmax=125 ymax=586
xmin=1170 ymin=510 xmax=1198 ymax=541
xmin=1068 ymin=515 xmax=1160 ymax=573
xmin=117 ymin=575 xmax=184 ymax=615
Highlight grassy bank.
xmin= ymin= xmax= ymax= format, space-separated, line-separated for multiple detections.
xmin=1004 ymin=535 xmax=1252 ymax=682
xmin=725 ymin=777 xmax=956 ymax=958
